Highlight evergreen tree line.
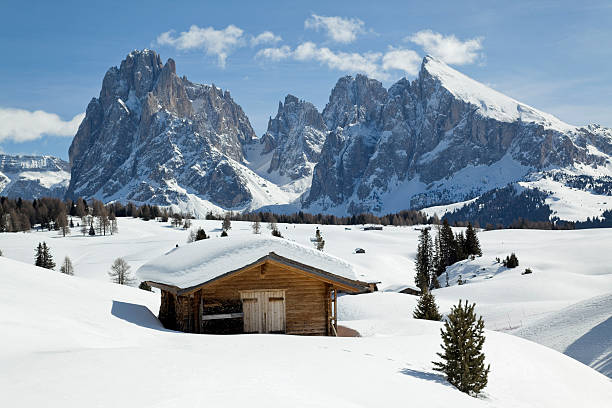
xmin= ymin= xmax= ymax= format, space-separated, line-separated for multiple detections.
xmin=205 ymin=208 xmax=435 ymax=227
xmin=414 ymin=221 xmax=482 ymax=291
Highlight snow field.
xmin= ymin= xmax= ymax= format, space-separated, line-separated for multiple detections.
xmin=0 ymin=218 xmax=611 ymax=378
xmin=1 ymin=256 xmax=611 ymax=407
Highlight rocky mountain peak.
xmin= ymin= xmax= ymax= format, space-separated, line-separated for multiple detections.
xmin=258 ymin=94 xmax=327 ymax=182
xmin=322 ymin=74 xmax=388 ymax=130
xmin=67 ymin=50 xmax=259 ymax=211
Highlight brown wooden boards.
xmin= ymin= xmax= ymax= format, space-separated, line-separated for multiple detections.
xmin=240 ymin=289 xmax=286 ymax=334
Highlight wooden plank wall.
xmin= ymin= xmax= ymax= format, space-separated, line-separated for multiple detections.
xmin=199 ymin=261 xmax=329 ymax=335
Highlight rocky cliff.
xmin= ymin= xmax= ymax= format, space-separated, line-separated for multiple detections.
xmin=66 ymin=50 xmax=296 ymax=214
xmin=303 ymin=56 xmax=612 ymax=215
xmin=0 ymin=154 xmax=70 ymax=199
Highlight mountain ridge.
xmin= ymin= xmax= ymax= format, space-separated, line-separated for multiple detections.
xmin=9 ymin=49 xmax=610 ymax=221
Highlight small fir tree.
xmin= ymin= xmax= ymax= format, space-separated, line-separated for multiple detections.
xmin=413 ymin=289 xmax=442 ymax=321
xmin=433 ymin=300 xmax=490 ymax=396
xmin=59 ymin=256 xmax=74 ymax=275
xmin=464 ymin=223 xmax=482 ymax=256
xmin=271 ymin=227 xmax=283 ymax=238
xmin=108 ymin=258 xmax=135 ymax=285
xmin=195 ymin=228 xmax=208 ymax=241
xmin=502 ymin=253 xmax=519 ymax=268
xmin=38 ymin=242 xmax=55 ymax=270
xmin=35 ymin=243 xmax=44 ymax=267
xmin=414 ymin=228 xmax=434 ymax=290
xmin=220 ymin=230 xmax=228 ymax=237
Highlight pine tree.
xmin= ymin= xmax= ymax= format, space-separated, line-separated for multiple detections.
xmin=41 ymin=242 xmax=55 ymax=270
xmin=252 ymin=220 xmax=261 ymax=234
xmin=195 ymin=228 xmax=208 ymax=241
xmin=437 ymin=220 xmax=459 ymax=273
xmin=59 ymin=256 xmax=74 ymax=275
xmin=455 ymin=232 xmax=467 ymax=261
xmin=88 ymin=223 xmax=95 ymax=236
xmin=503 ymin=253 xmax=519 ymax=268
xmin=433 ymin=300 xmax=490 ymax=395
xmin=413 ymin=289 xmax=442 ymax=321
xmin=35 ymin=243 xmax=44 ymax=267
xmin=108 ymin=258 xmax=135 ymax=285
xmin=314 ymin=228 xmax=325 ymax=251
xmin=414 ymin=228 xmax=434 ymax=290
xmin=464 ymin=223 xmax=482 ymax=256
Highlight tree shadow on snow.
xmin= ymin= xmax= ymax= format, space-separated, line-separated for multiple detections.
xmin=399 ymin=368 xmax=450 ymax=386
xmin=111 ymin=301 xmax=172 ymax=332
xmin=564 ymin=316 xmax=612 ymax=378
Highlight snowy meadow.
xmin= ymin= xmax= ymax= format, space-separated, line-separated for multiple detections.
xmin=1 ymin=218 xmax=611 ymax=407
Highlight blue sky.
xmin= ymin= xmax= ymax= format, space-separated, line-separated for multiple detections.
xmin=1 ymin=0 xmax=610 ymax=160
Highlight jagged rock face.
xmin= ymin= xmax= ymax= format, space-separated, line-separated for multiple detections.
xmin=67 ymin=50 xmax=256 ymax=209
xmin=260 ymin=95 xmax=327 ymax=180
xmin=305 ymin=57 xmax=612 ymax=214
xmin=0 ymin=155 xmax=70 ymax=199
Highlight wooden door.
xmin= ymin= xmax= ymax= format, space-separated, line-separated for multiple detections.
xmin=241 ymin=292 xmax=261 ymax=333
xmin=264 ymin=290 xmax=285 ymax=333
xmin=240 ymin=290 xmax=285 ymax=334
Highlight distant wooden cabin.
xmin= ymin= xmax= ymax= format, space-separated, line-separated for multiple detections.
xmin=138 ymin=236 xmax=375 ymax=336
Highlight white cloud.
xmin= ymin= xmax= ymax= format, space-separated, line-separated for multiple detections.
xmin=255 ymin=45 xmax=292 ymax=61
xmin=304 ymin=14 xmax=365 ymax=44
xmin=258 ymin=42 xmax=387 ymax=79
xmin=251 ymin=31 xmax=282 ymax=46
xmin=0 ymin=108 xmax=84 ymax=142
xmin=156 ymin=24 xmax=245 ymax=67
xmin=408 ymin=30 xmax=483 ymax=65
xmin=382 ymin=48 xmax=422 ymax=75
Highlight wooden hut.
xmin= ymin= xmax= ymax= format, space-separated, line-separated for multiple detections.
xmin=137 ymin=236 xmax=375 ymax=336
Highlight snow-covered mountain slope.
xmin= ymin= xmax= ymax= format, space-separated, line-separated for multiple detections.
xmin=2 ymin=255 xmax=611 ymax=407
xmin=511 ymin=293 xmax=612 ymax=378
xmin=302 ymin=56 xmax=612 ymax=218
xmin=0 ymin=154 xmax=70 ymax=199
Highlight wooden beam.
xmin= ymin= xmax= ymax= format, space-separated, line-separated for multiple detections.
xmin=201 ymin=312 xmax=244 ymax=320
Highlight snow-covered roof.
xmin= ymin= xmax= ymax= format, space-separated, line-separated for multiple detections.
xmin=136 ymin=235 xmax=359 ymax=289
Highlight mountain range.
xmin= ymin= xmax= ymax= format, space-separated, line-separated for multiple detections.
xmin=2 ymin=49 xmax=611 ymax=222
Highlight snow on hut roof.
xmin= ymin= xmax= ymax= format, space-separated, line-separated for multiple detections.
xmin=136 ymin=235 xmax=358 ymax=288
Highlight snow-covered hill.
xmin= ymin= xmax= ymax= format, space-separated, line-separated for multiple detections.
xmin=511 ymin=293 xmax=612 ymax=378
xmin=2 ymin=255 xmax=611 ymax=407
xmin=0 ymin=154 xmax=70 ymax=199
xmin=1 ymin=218 xmax=610 ymax=379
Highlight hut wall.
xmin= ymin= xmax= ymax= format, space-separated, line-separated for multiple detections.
xmin=200 ymin=261 xmax=329 ymax=335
